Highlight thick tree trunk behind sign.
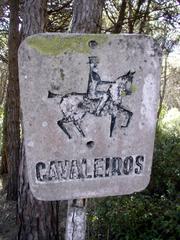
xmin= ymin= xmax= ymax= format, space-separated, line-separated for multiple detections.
xmin=113 ymin=0 xmax=127 ymax=33
xmin=71 ymin=0 xmax=104 ymax=33
xmin=66 ymin=1 xmax=105 ymax=239
xmin=6 ymin=0 xmax=20 ymax=200
xmin=18 ymin=1 xmax=63 ymax=239
xmin=21 ymin=0 xmax=47 ymax=39
xmin=18 ymin=146 xmax=59 ymax=240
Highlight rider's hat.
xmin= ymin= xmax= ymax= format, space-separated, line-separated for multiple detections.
xmin=88 ymin=56 xmax=99 ymax=65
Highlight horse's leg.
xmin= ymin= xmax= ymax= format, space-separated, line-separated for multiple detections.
xmin=119 ymin=106 xmax=133 ymax=128
xmin=96 ymin=94 xmax=109 ymax=116
xmin=110 ymin=114 xmax=116 ymax=137
xmin=73 ymin=120 xmax=86 ymax=137
xmin=57 ymin=119 xmax=72 ymax=139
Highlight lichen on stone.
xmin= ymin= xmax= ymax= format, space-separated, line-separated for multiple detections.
xmin=27 ymin=34 xmax=108 ymax=56
xmin=131 ymin=84 xmax=137 ymax=93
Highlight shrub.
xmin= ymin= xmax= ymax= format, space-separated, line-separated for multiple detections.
xmin=87 ymin=108 xmax=180 ymax=240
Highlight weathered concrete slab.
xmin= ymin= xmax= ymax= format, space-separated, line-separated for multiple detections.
xmin=19 ymin=33 xmax=161 ymax=201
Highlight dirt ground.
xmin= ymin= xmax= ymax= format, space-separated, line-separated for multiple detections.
xmin=0 ymin=175 xmax=18 ymax=240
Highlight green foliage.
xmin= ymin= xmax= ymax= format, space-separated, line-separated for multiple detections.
xmin=87 ymin=107 xmax=180 ymax=240
xmin=88 ymin=195 xmax=179 ymax=240
xmin=152 ymin=108 xmax=180 ymax=197
xmin=47 ymin=0 xmax=72 ymax=32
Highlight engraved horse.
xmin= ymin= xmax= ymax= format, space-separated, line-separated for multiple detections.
xmin=48 ymin=67 xmax=135 ymax=139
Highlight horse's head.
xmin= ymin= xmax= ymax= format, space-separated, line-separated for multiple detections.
xmin=117 ymin=71 xmax=135 ymax=96
xmin=125 ymin=71 xmax=135 ymax=95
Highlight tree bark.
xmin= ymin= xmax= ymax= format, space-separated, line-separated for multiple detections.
xmin=18 ymin=145 xmax=59 ymax=240
xmin=157 ymin=53 xmax=168 ymax=119
xmin=67 ymin=1 xmax=105 ymax=239
xmin=71 ymin=0 xmax=105 ymax=33
xmin=18 ymin=1 xmax=63 ymax=239
xmin=21 ymin=0 xmax=47 ymax=38
xmin=127 ymin=0 xmax=145 ymax=33
xmin=127 ymin=0 xmax=134 ymax=33
xmin=1 ymin=102 xmax=8 ymax=174
xmin=113 ymin=0 xmax=127 ymax=33
xmin=139 ymin=0 xmax=152 ymax=33
xmin=5 ymin=0 xmax=20 ymax=200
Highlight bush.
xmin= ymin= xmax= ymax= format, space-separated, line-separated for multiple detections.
xmin=87 ymin=108 xmax=180 ymax=240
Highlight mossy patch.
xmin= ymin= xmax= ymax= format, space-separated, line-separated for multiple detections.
xmin=27 ymin=34 xmax=108 ymax=56
xmin=121 ymin=90 xmax=126 ymax=97
xmin=121 ymin=84 xmax=137 ymax=96
xmin=131 ymin=84 xmax=137 ymax=93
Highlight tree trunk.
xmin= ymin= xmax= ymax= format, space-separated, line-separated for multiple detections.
xmin=18 ymin=145 xmax=59 ymax=240
xmin=139 ymin=0 xmax=152 ymax=34
xmin=0 ymin=66 xmax=8 ymax=174
xmin=127 ymin=0 xmax=134 ymax=33
xmin=71 ymin=0 xmax=105 ymax=33
xmin=66 ymin=1 xmax=105 ymax=239
xmin=5 ymin=0 xmax=20 ymax=200
xmin=1 ymin=102 xmax=8 ymax=174
xmin=113 ymin=0 xmax=127 ymax=33
xmin=157 ymin=53 xmax=169 ymax=119
xmin=18 ymin=1 xmax=63 ymax=239
xmin=21 ymin=0 xmax=47 ymax=38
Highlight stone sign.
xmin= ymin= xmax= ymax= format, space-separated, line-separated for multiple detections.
xmin=19 ymin=33 xmax=161 ymax=201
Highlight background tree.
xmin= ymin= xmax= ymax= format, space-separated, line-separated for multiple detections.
xmin=0 ymin=0 xmax=9 ymax=175
xmin=71 ymin=0 xmax=105 ymax=33
xmin=103 ymin=0 xmax=179 ymax=35
xmin=47 ymin=0 xmax=73 ymax=32
xmin=157 ymin=29 xmax=179 ymax=118
xmin=5 ymin=0 xmax=20 ymax=200
xmin=164 ymin=66 xmax=180 ymax=109
xmin=0 ymin=63 xmax=8 ymax=174
xmin=18 ymin=1 xmax=61 ymax=239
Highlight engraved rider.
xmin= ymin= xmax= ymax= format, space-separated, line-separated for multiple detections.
xmin=87 ymin=56 xmax=115 ymax=115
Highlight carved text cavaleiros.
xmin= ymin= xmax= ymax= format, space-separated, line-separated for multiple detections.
xmin=36 ymin=155 xmax=145 ymax=182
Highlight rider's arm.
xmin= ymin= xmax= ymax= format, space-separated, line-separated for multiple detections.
xmin=99 ymin=81 xmax=116 ymax=85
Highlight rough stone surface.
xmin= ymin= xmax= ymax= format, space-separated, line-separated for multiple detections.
xmin=19 ymin=33 xmax=161 ymax=201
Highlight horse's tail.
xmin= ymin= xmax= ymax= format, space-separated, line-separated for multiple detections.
xmin=48 ymin=91 xmax=63 ymax=105
xmin=48 ymin=91 xmax=61 ymax=98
